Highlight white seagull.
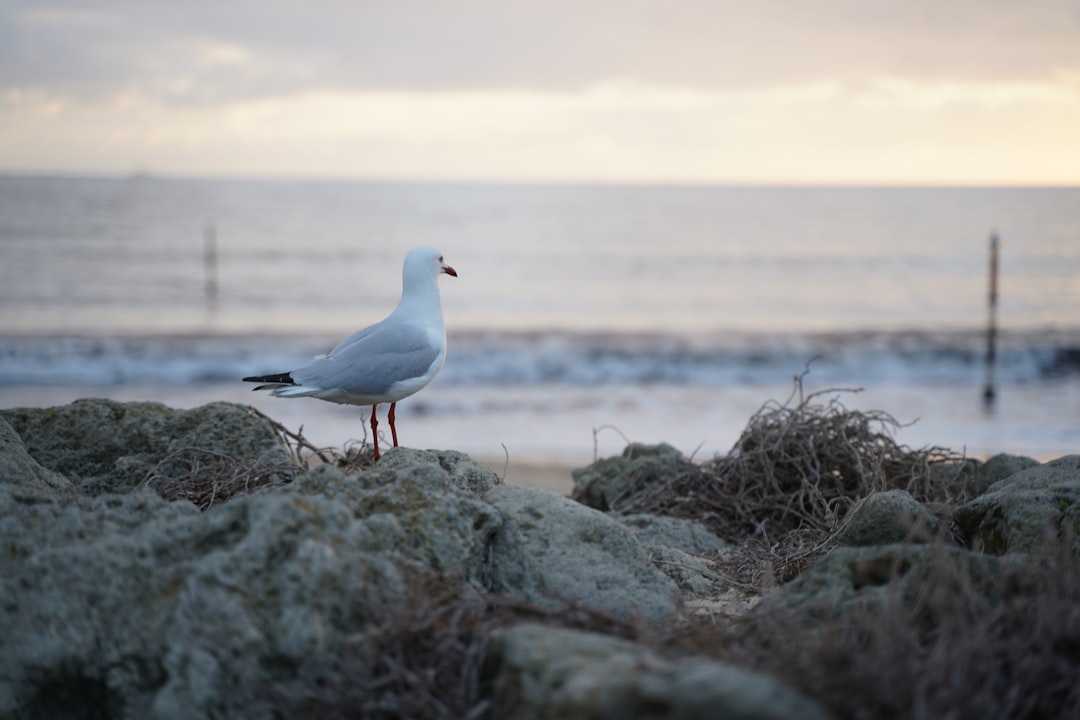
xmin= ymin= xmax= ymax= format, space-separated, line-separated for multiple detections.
xmin=244 ymin=246 xmax=457 ymax=460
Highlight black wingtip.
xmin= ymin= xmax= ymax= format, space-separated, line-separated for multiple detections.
xmin=243 ymin=372 xmax=295 ymax=385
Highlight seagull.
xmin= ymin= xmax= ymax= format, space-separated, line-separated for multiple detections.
xmin=244 ymin=246 xmax=457 ymax=460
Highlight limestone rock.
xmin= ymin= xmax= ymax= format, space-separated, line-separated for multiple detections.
xmin=835 ymin=489 xmax=942 ymax=547
xmin=484 ymin=485 xmax=681 ymax=620
xmin=373 ymin=446 xmax=503 ymax=496
xmin=281 ymin=450 xmax=504 ymax=583
xmin=929 ymin=454 xmax=1040 ymax=499
xmin=953 ymin=455 xmax=1080 ymax=556
xmin=0 ymin=417 xmax=74 ymax=500
xmin=615 ymin=514 xmax=729 ymax=598
xmin=0 ymin=399 xmax=294 ymax=495
xmin=0 ymin=486 xmax=406 ymax=719
xmin=644 ymin=544 xmax=727 ymax=598
xmin=763 ymin=544 xmax=1008 ymax=617
xmin=977 ymin=453 xmax=1040 ymax=491
xmin=571 ymin=442 xmax=684 ymax=511
xmin=616 ymin=513 xmax=728 ymax=556
xmin=485 ymin=623 xmax=833 ymax=720
xmin=347 ymin=468 xmax=503 ymax=584
xmin=0 ymin=430 xmax=507 ymax=718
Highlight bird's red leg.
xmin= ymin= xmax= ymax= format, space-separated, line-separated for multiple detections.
xmin=388 ymin=402 xmax=399 ymax=447
xmin=370 ymin=404 xmax=381 ymax=461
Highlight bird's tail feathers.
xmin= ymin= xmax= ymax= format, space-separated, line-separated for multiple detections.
xmin=244 ymin=372 xmax=302 ymax=394
xmin=243 ymin=372 xmax=294 ymax=385
xmin=264 ymin=384 xmax=321 ymax=399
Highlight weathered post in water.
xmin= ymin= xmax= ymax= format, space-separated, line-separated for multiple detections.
xmin=983 ymin=232 xmax=999 ymax=406
xmin=204 ymin=222 xmax=219 ymax=310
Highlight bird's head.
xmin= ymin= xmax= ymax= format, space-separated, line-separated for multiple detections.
xmin=405 ymin=245 xmax=457 ymax=282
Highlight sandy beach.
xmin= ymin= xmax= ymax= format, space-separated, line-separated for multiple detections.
xmin=477 ymin=456 xmax=579 ymax=495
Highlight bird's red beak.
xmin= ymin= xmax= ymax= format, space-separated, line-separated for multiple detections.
xmin=442 ymin=265 xmax=458 ymax=277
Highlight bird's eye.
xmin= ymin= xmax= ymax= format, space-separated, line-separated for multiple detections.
xmin=439 ymin=255 xmax=444 ymax=262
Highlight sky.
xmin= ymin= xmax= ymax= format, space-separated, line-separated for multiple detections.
xmin=1 ymin=0 xmax=1079 ymax=185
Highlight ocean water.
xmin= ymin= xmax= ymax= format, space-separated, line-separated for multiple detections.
xmin=1 ymin=175 xmax=1078 ymax=464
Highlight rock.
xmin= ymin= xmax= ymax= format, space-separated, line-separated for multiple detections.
xmin=644 ymin=545 xmax=727 ymax=598
xmin=953 ymin=455 xmax=1080 ymax=556
xmin=616 ymin=513 xmax=728 ymax=556
xmin=372 ymin=446 xmax=503 ymax=496
xmin=484 ymin=485 xmax=681 ymax=620
xmin=614 ymin=514 xmax=729 ymax=598
xmin=929 ymin=454 xmax=1040 ymax=499
xmin=927 ymin=458 xmax=980 ymax=494
xmin=0 ymin=485 xmax=407 ymax=719
xmin=835 ymin=490 xmax=942 ymax=546
xmin=485 ymin=623 xmax=833 ymax=720
xmin=0 ymin=418 xmax=74 ymax=500
xmin=978 ymin=453 xmax=1040 ymax=490
xmin=331 ymin=466 xmax=503 ymax=584
xmin=762 ymin=544 xmax=1009 ymax=618
xmin=281 ymin=450 xmax=504 ymax=583
xmin=0 ymin=436 xmax=504 ymax=718
xmin=571 ymin=442 xmax=685 ymax=511
xmin=0 ymin=399 xmax=295 ymax=495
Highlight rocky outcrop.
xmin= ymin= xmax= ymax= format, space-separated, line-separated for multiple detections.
xmin=372 ymin=446 xmax=503 ymax=496
xmin=0 ymin=417 xmax=74 ymax=500
xmin=835 ymin=489 xmax=943 ymax=546
xmin=616 ymin=513 xmax=728 ymax=556
xmin=976 ymin=453 xmax=1041 ymax=490
xmin=616 ymin=514 xmax=729 ymax=598
xmin=484 ymin=485 xmax=682 ymax=620
xmin=0 ymin=399 xmax=728 ymax=717
xmin=571 ymin=442 xmax=684 ymax=510
xmin=953 ymin=454 xmax=1080 ymax=556
xmin=762 ymin=543 xmax=1009 ymax=616
xmin=0 ymin=485 xmax=407 ymax=719
xmin=2 ymin=398 xmax=1073 ymax=719
xmin=0 ymin=400 xmax=514 ymax=718
xmin=929 ymin=453 xmax=1040 ymax=498
xmin=485 ymin=623 xmax=833 ymax=720
xmin=0 ymin=399 xmax=293 ymax=496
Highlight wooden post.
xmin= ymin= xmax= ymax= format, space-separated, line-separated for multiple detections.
xmin=204 ymin=222 xmax=219 ymax=310
xmin=982 ymin=232 xmax=999 ymax=406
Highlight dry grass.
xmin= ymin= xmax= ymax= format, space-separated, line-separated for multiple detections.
xmin=143 ymin=408 xmax=379 ymax=510
xmin=143 ymin=446 xmax=298 ymax=510
xmin=245 ymin=407 xmax=379 ymax=473
xmin=613 ymin=372 xmax=966 ymax=542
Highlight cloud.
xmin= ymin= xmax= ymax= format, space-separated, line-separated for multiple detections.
xmin=1 ymin=1 xmax=1078 ymax=182
xmin=3 ymin=0 xmax=1079 ymax=105
xmin=3 ymin=75 xmax=1078 ymax=183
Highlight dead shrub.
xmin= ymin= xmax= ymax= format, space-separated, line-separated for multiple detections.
xmin=143 ymin=446 xmax=298 ymax=510
xmin=144 ymin=409 xmax=380 ymax=510
xmin=612 ymin=371 xmax=965 ymax=545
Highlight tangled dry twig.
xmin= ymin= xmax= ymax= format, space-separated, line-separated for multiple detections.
xmin=611 ymin=370 xmax=966 ymax=544
xmin=246 ymin=406 xmax=377 ymax=473
xmin=143 ymin=446 xmax=298 ymax=511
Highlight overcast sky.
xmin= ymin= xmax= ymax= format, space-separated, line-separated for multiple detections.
xmin=2 ymin=0 xmax=1079 ymax=183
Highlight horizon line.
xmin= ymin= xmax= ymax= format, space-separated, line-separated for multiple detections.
xmin=1 ymin=168 xmax=1078 ymax=190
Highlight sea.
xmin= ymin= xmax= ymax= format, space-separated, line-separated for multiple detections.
xmin=1 ymin=175 xmax=1078 ymax=466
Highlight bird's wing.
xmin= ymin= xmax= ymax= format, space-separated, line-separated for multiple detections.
xmin=291 ymin=322 xmax=440 ymax=396
xmin=327 ymin=318 xmax=385 ymax=356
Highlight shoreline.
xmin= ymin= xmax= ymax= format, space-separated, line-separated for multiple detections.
xmin=476 ymin=456 xmax=580 ymax=495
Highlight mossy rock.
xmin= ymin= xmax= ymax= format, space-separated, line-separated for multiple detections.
xmin=0 ymin=399 xmax=294 ymax=495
